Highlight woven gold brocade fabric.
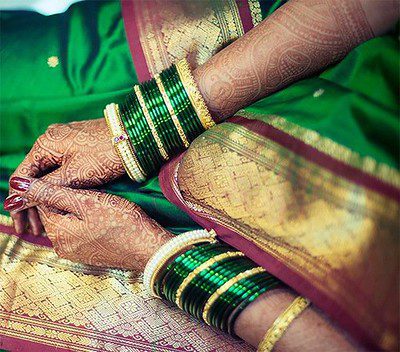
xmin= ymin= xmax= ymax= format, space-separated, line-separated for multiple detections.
xmin=133 ymin=0 xmax=245 ymax=75
xmin=175 ymin=122 xmax=399 ymax=350
xmin=0 ymin=231 xmax=250 ymax=352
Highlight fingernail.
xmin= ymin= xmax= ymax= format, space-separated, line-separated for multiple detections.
xmin=4 ymin=194 xmax=25 ymax=211
xmin=10 ymin=176 xmax=31 ymax=192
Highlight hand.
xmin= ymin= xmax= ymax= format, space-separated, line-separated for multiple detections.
xmin=8 ymin=177 xmax=173 ymax=270
xmin=5 ymin=118 xmax=125 ymax=235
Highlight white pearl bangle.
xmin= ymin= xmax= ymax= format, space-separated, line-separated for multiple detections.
xmin=104 ymin=103 xmax=146 ymax=183
xmin=143 ymin=229 xmax=217 ymax=297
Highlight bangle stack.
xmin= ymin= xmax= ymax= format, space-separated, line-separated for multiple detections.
xmin=104 ymin=57 xmax=215 ymax=182
xmin=144 ymin=229 xmax=281 ymax=336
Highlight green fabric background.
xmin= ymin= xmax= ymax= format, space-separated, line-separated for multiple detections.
xmin=0 ymin=1 xmax=398 ymax=233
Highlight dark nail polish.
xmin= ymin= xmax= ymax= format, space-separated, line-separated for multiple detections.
xmin=4 ymin=194 xmax=25 ymax=211
xmin=10 ymin=176 xmax=31 ymax=192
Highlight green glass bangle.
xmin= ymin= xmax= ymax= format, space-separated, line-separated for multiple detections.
xmin=141 ymin=79 xmax=178 ymax=155
xmin=157 ymin=243 xmax=227 ymax=299
xmin=182 ymin=257 xmax=254 ymax=319
xmin=212 ymin=273 xmax=274 ymax=331
xmin=213 ymin=272 xmax=274 ymax=332
xmin=119 ymin=101 xmax=151 ymax=174
xmin=188 ymin=258 xmax=256 ymax=320
xmin=127 ymin=89 xmax=164 ymax=170
xmin=146 ymin=78 xmax=183 ymax=152
xmin=227 ymin=279 xmax=282 ymax=336
xmin=212 ymin=272 xmax=271 ymax=332
xmin=164 ymin=244 xmax=233 ymax=303
xmin=153 ymin=241 xmax=217 ymax=298
xmin=160 ymin=67 xmax=200 ymax=143
xmin=122 ymin=97 xmax=157 ymax=174
xmin=166 ymin=72 xmax=202 ymax=143
xmin=119 ymin=97 xmax=156 ymax=174
xmin=162 ymin=243 xmax=230 ymax=302
xmin=209 ymin=275 xmax=257 ymax=330
xmin=125 ymin=91 xmax=162 ymax=172
xmin=168 ymin=65 xmax=205 ymax=135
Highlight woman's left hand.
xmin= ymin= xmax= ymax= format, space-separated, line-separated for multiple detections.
xmin=9 ymin=177 xmax=174 ymax=271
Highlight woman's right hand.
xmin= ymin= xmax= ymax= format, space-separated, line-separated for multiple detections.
xmin=5 ymin=118 xmax=125 ymax=235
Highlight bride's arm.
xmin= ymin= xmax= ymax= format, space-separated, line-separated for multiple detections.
xmin=194 ymin=0 xmax=399 ymax=121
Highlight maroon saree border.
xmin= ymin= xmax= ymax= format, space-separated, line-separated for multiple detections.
xmin=236 ymin=0 xmax=255 ymax=33
xmin=121 ymin=0 xmax=151 ymax=82
xmin=0 ymin=223 xmax=52 ymax=247
xmin=231 ymin=115 xmax=400 ymax=202
xmin=159 ymin=155 xmax=378 ymax=351
xmin=0 ymin=333 xmax=73 ymax=352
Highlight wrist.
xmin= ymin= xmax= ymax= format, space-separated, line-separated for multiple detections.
xmin=234 ymin=287 xmax=296 ymax=347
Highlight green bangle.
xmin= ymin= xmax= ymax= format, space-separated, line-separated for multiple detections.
xmin=126 ymin=90 xmax=162 ymax=171
xmin=188 ymin=258 xmax=255 ymax=320
xmin=227 ymin=279 xmax=281 ymax=336
xmin=182 ymin=257 xmax=254 ymax=319
xmin=123 ymin=93 xmax=159 ymax=174
xmin=164 ymin=244 xmax=232 ymax=303
xmin=168 ymin=69 xmax=203 ymax=142
xmin=160 ymin=67 xmax=200 ymax=143
xmin=120 ymin=95 xmax=155 ymax=174
xmin=141 ymin=79 xmax=178 ymax=155
xmin=157 ymin=242 xmax=227 ymax=299
xmin=147 ymin=78 xmax=183 ymax=152
xmin=213 ymin=272 xmax=274 ymax=332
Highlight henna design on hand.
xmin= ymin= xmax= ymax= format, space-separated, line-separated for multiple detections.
xmin=8 ymin=118 xmax=125 ymax=235
xmin=18 ymin=178 xmax=173 ymax=271
xmin=194 ymin=0 xmax=374 ymax=120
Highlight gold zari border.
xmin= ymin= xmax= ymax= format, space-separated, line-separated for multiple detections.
xmin=248 ymin=0 xmax=263 ymax=27
xmin=237 ymin=110 xmax=400 ymax=188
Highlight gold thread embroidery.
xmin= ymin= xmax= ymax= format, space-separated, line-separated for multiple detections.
xmin=136 ymin=0 xmax=244 ymax=75
xmin=0 ymin=214 xmax=13 ymax=226
xmin=47 ymin=56 xmax=59 ymax=68
xmin=0 ymin=231 xmax=250 ymax=351
xmin=248 ymin=0 xmax=263 ymax=27
xmin=237 ymin=111 xmax=400 ymax=188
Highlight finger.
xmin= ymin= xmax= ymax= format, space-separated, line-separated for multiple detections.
xmin=12 ymin=134 xmax=62 ymax=180
xmin=27 ymin=207 xmax=44 ymax=236
xmin=10 ymin=177 xmax=87 ymax=217
xmin=10 ymin=210 xmax=27 ymax=234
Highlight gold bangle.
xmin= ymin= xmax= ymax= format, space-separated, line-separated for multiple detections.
xmin=104 ymin=103 xmax=146 ymax=182
xmin=175 ymin=251 xmax=245 ymax=309
xmin=258 ymin=296 xmax=310 ymax=352
xmin=175 ymin=58 xmax=216 ymax=130
xmin=134 ymin=85 xmax=169 ymax=160
xmin=202 ymin=266 xmax=265 ymax=325
xmin=154 ymin=74 xmax=190 ymax=148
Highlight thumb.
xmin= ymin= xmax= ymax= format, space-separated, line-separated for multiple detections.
xmin=7 ymin=176 xmax=85 ymax=217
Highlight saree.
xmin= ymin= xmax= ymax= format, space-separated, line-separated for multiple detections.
xmin=0 ymin=1 xmax=281 ymax=351
xmin=0 ymin=0 xmax=398 ymax=351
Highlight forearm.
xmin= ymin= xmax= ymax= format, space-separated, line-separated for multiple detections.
xmin=194 ymin=0 xmax=398 ymax=121
xmin=234 ymin=287 xmax=361 ymax=351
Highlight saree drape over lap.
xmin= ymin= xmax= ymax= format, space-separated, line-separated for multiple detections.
xmin=0 ymin=0 xmax=398 ymax=351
